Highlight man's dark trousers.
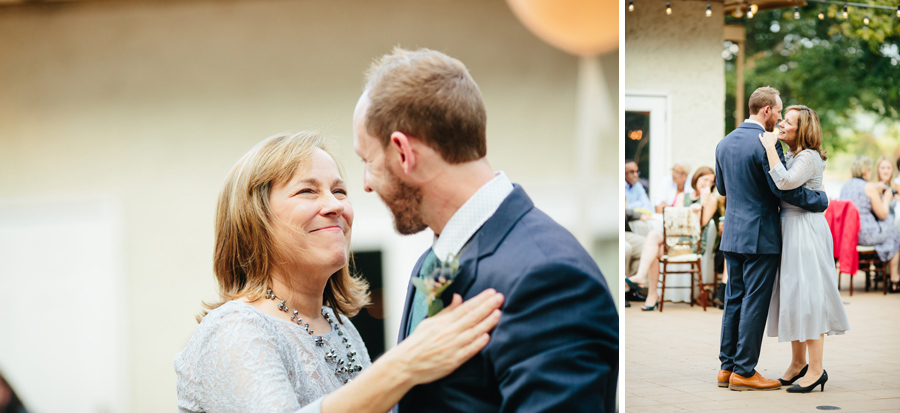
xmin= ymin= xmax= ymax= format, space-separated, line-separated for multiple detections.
xmin=719 ymin=252 xmax=779 ymax=377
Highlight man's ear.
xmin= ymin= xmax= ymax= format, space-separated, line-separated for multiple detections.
xmin=389 ymin=131 xmax=417 ymax=175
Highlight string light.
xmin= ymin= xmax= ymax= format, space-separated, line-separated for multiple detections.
xmin=628 ymin=0 xmax=634 ymax=12
xmin=661 ymin=0 xmax=899 ymax=22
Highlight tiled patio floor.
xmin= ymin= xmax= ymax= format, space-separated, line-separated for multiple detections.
xmin=622 ymin=275 xmax=900 ymax=412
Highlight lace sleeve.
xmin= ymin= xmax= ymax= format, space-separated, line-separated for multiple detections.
xmin=193 ymin=311 xmax=320 ymax=413
xmin=769 ymin=150 xmax=818 ymax=190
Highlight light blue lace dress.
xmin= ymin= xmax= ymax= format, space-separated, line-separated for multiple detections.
xmin=840 ymin=177 xmax=900 ymax=262
xmin=174 ymin=301 xmax=371 ymax=413
xmin=766 ymin=149 xmax=850 ymax=342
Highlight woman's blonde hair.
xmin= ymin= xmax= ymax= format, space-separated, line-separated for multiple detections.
xmin=785 ymin=105 xmax=827 ymax=161
xmin=874 ymin=156 xmax=896 ymax=184
xmin=198 ymin=131 xmax=369 ymax=322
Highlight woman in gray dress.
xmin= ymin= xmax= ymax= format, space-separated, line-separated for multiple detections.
xmin=840 ymin=156 xmax=900 ymax=292
xmin=174 ymin=131 xmax=504 ymax=412
xmin=759 ymin=105 xmax=850 ymax=393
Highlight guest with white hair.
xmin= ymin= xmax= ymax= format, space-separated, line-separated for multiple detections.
xmin=654 ymin=161 xmax=692 ymax=213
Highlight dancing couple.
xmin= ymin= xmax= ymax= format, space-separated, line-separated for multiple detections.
xmin=174 ymin=48 xmax=618 ymax=412
xmin=715 ymin=86 xmax=850 ymax=393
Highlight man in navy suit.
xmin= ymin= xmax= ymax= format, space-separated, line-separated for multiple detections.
xmin=352 ymin=47 xmax=618 ymax=412
xmin=715 ymin=86 xmax=829 ymax=391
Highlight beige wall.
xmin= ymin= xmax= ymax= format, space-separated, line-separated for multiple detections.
xmin=0 ymin=0 xmax=618 ymax=411
xmin=624 ymin=0 xmax=725 ymax=172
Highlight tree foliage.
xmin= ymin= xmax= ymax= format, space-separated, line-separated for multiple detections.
xmin=724 ymin=1 xmax=900 ymax=155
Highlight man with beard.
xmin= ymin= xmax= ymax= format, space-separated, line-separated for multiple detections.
xmin=714 ymin=86 xmax=829 ymax=391
xmin=352 ymin=47 xmax=618 ymax=412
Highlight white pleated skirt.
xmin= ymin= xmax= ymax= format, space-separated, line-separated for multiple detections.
xmin=767 ymin=207 xmax=850 ymax=342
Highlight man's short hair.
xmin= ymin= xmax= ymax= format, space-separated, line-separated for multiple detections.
xmin=364 ymin=47 xmax=487 ymax=164
xmin=748 ymin=86 xmax=780 ymax=115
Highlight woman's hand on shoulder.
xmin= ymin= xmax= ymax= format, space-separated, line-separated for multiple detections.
xmin=758 ymin=132 xmax=778 ymax=148
xmin=386 ymin=289 xmax=504 ymax=386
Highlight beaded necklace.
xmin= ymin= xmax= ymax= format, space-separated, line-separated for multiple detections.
xmin=265 ymin=288 xmax=363 ymax=383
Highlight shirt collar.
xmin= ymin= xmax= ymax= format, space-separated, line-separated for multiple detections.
xmin=744 ymin=119 xmax=765 ymax=129
xmin=432 ymin=171 xmax=514 ymax=261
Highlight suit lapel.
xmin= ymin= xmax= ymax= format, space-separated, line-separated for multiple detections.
xmin=437 ymin=185 xmax=534 ymax=307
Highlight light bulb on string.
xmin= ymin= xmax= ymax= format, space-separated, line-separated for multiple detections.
xmin=706 ymin=3 xmax=712 ymax=16
xmin=628 ymin=0 xmax=634 ymax=12
xmin=750 ymin=4 xmax=758 ymax=14
xmin=794 ymin=6 xmax=800 ymax=19
xmin=666 ymin=2 xmax=672 ymax=15
xmin=747 ymin=7 xmax=754 ymax=18
xmin=863 ymin=15 xmax=869 ymax=25
xmin=842 ymin=4 xmax=848 ymax=19
xmin=733 ymin=6 xmax=743 ymax=18
xmin=818 ymin=9 xmax=824 ymax=20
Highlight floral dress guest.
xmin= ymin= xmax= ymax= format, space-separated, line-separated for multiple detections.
xmin=840 ymin=155 xmax=900 ymax=292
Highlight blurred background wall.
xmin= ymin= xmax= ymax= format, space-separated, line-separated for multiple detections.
xmin=0 ymin=0 xmax=617 ymax=411
xmin=624 ymin=0 xmax=724 ymax=191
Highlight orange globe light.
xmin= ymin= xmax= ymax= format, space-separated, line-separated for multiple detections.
xmin=506 ymin=0 xmax=618 ymax=57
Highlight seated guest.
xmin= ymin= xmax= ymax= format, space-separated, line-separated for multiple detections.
xmin=654 ymin=161 xmax=691 ymax=213
xmin=874 ymin=156 xmax=900 ymax=223
xmin=840 ymin=155 xmax=900 ymax=292
xmin=626 ymin=166 xmax=720 ymax=310
xmin=624 ymin=203 xmax=654 ymax=307
xmin=874 ymin=156 xmax=900 ymax=196
xmin=893 ymin=156 xmax=900 ymax=188
xmin=625 ymin=160 xmax=652 ymax=211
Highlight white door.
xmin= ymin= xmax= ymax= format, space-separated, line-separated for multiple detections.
xmin=624 ymin=92 xmax=670 ymax=204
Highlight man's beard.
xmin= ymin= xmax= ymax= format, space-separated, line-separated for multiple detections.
xmin=379 ymin=167 xmax=428 ymax=235
xmin=765 ymin=114 xmax=778 ymax=132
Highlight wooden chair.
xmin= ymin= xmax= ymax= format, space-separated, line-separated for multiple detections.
xmin=659 ymin=206 xmax=706 ymax=312
xmin=854 ymin=246 xmax=888 ymax=295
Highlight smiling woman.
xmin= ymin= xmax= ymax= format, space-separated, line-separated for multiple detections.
xmin=173 ymin=131 xmax=505 ymax=413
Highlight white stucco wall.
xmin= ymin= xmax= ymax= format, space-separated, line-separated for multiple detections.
xmin=0 ymin=0 xmax=618 ymax=411
xmin=624 ymin=0 xmax=725 ymax=173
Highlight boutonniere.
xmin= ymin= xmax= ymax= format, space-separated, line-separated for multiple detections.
xmin=412 ymin=253 xmax=461 ymax=317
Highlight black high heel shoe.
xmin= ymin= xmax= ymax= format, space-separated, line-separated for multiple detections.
xmin=889 ymin=281 xmax=900 ymax=293
xmin=786 ymin=370 xmax=827 ymax=393
xmin=779 ymin=364 xmax=808 ymax=386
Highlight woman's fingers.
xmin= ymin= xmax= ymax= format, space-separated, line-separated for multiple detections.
xmin=437 ymin=288 xmax=497 ymax=319
xmin=454 ymin=333 xmax=491 ymax=364
xmin=451 ymin=291 xmax=504 ymax=331
xmin=443 ymin=293 xmax=463 ymax=312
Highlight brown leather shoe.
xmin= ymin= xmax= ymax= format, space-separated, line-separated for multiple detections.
xmin=717 ymin=370 xmax=732 ymax=388
xmin=729 ymin=371 xmax=782 ymax=391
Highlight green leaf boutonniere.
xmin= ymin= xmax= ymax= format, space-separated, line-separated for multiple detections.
xmin=411 ymin=253 xmax=461 ymax=317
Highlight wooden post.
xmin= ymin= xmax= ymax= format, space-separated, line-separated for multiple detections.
xmin=725 ymin=25 xmax=746 ymax=129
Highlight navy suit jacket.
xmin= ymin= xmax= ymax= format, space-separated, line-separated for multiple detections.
xmin=715 ymin=122 xmax=829 ymax=254
xmin=396 ymin=185 xmax=618 ymax=413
